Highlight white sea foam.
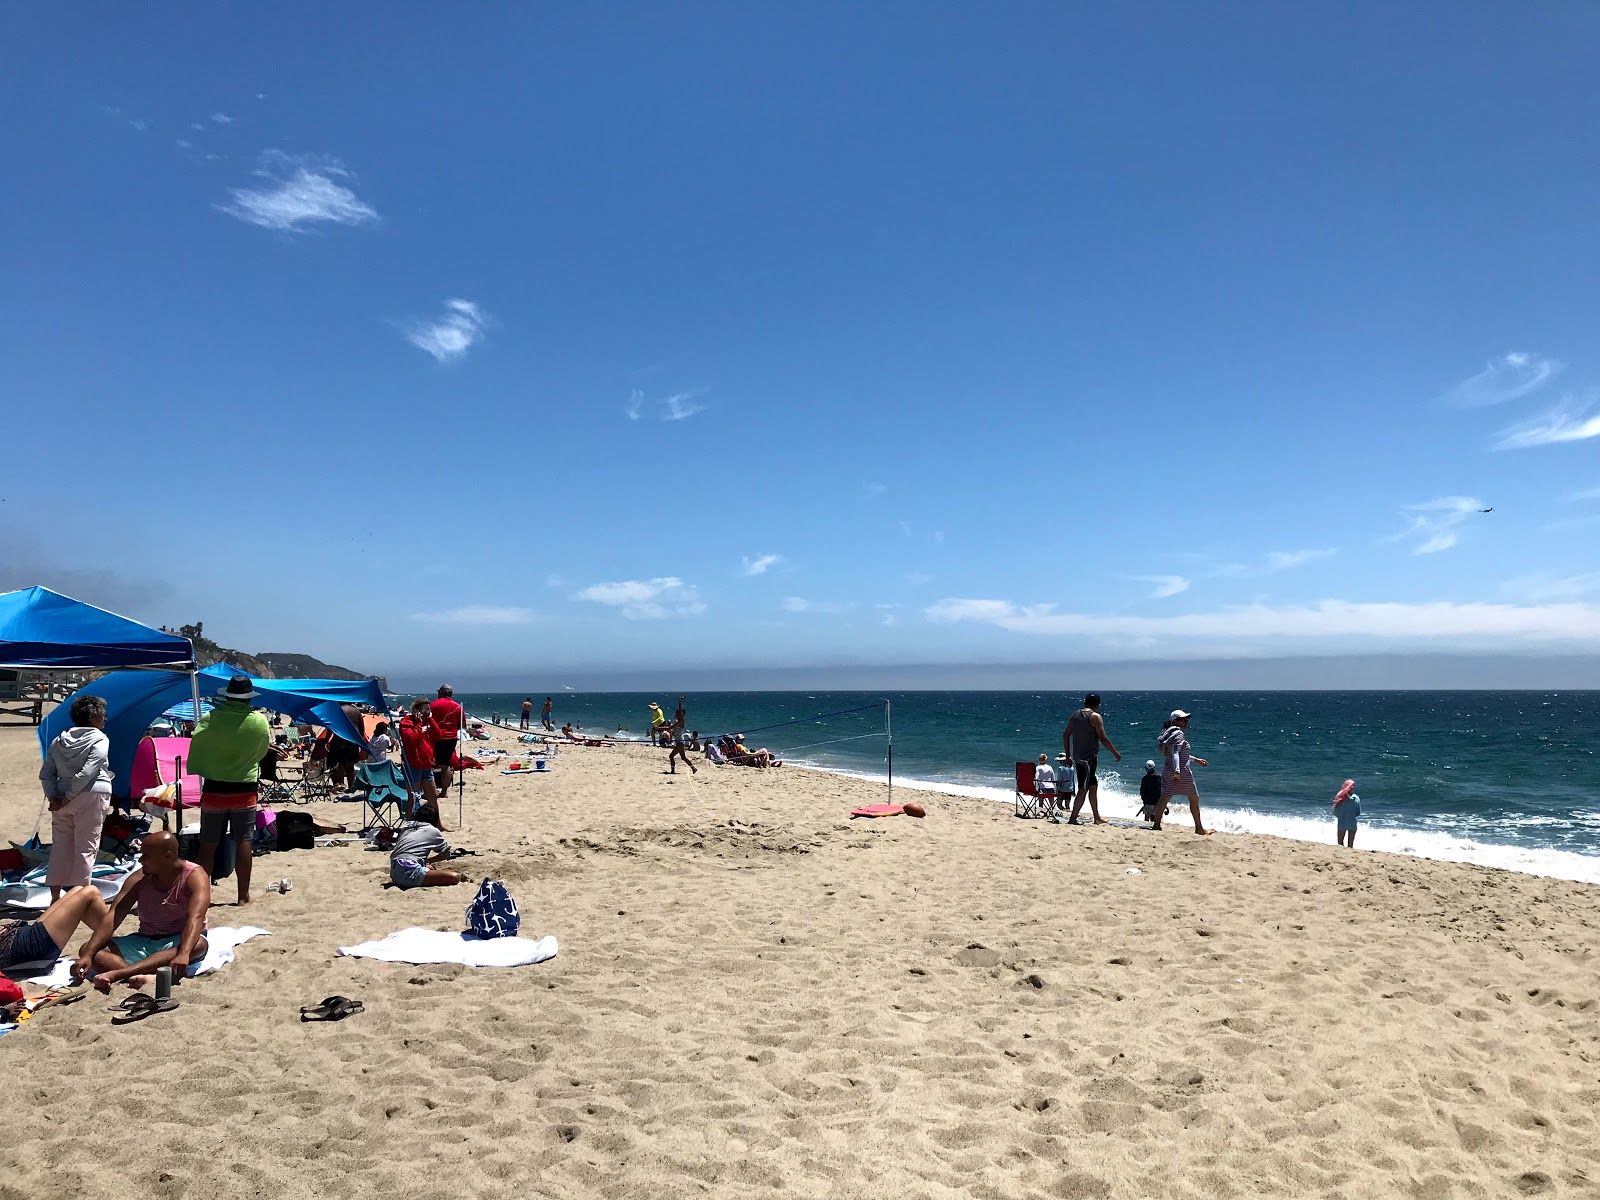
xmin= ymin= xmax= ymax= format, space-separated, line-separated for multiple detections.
xmin=803 ymin=763 xmax=1600 ymax=886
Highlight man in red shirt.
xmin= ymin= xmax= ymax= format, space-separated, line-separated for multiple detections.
xmin=429 ymin=685 xmax=464 ymax=791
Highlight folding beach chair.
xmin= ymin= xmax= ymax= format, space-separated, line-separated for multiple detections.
xmin=355 ymin=760 xmax=411 ymax=833
xmin=1014 ymin=761 xmax=1046 ymax=820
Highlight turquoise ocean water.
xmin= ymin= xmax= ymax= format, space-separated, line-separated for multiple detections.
xmin=426 ymin=690 xmax=1600 ymax=885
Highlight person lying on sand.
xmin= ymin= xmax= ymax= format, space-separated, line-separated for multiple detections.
xmin=0 ymin=885 xmax=111 ymax=972
xmin=388 ymin=819 xmax=466 ymax=890
xmin=73 ymin=831 xmax=210 ymax=993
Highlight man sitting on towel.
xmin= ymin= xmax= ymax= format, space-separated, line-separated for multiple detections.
xmin=73 ymin=831 xmax=209 ymax=993
xmin=0 ymin=886 xmax=112 ymax=972
xmin=389 ymin=819 xmax=466 ymax=890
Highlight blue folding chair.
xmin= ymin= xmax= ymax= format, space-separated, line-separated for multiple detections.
xmin=355 ymin=759 xmax=412 ymax=832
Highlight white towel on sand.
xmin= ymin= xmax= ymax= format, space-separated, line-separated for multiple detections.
xmin=18 ymin=926 xmax=270 ymax=987
xmin=337 ymin=927 xmax=558 ymax=968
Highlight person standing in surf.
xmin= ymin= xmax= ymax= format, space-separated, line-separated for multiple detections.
xmin=1156 ymin=709 xmax=1211 ymax=835
xmin=1064 ymin=694 xmax=1120 ymax=825
xmin=1333 ymin=779 xmax=1360 ymax=847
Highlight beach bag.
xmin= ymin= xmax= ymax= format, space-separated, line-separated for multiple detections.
xmin=276 ymin=811 xmax=316 ymax=851
xmin=466 ymin=878 xmax=520 ymax=939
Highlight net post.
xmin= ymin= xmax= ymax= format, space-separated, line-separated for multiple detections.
xmin=885 ymin=699 xmax=892 ymax=807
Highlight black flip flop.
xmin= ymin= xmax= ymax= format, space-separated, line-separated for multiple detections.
xmin=300 ymin=995 xmax=364 ymax=1022
xmin=111 ymin=993 xmax=179 ymax=1024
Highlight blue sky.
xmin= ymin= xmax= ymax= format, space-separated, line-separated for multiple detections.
xmin=4 ymin=2 xmax=1600 ymax=683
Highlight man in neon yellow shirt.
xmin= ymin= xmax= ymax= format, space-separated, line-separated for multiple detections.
xmin=187 ymin=675 xmax=272 ymax=906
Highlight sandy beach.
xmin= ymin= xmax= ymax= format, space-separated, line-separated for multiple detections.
xmin=2 ymin=715 xmax=1597 ymax=1199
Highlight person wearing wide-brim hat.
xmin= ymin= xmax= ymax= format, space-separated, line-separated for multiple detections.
xmin=187 ymin=674 xmax=273 ymax=904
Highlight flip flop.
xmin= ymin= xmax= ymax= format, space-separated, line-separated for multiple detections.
xmin=300 ymin=995 xmax=364 ymax=1022
xmin=111 ymin=993 xmax=178 ymax=1024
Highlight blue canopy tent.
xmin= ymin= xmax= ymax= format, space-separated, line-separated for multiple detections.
xmin=40 ymin=664 xmax=388 ymax=796
xmin=0 ymin=587 xmax=194 ymax=670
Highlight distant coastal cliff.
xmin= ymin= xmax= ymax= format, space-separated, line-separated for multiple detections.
xmin=164 ymin=622 xmax=386 ymax=691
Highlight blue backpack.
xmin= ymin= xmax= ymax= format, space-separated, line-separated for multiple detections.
xmin=466 ymin=878 xmax=520 ymax=939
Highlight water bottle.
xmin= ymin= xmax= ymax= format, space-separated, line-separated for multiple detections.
xmin=155 ymin=965 xmax=172 ymax=1000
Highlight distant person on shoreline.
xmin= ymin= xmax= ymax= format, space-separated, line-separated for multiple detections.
xmin=1064 ymin=694 xmax=1120 ymax=825
xmin=520 ymin=698 xmax=532 ymax=730
xmin=1156 ymin=709 xmax=1211 ymax=835
xmin=1054 ymin=753 xmax=1075 ymax=815
xmin=1334 ymin=779 xmax=1360 ymax=847
xmin=542 ymin=697 xmax=554 ymax=731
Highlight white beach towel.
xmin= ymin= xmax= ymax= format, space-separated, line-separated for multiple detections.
xmin=337 ymin=927 xmax=558 ymax=968
xmin=18 ymin=926 xmax=270 ymax=988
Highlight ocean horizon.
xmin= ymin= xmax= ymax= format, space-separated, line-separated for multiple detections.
xmin=406 ymin=689 xmax=1600 ymax=887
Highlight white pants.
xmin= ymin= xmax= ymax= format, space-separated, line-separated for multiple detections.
xmin=46 ymin=789 xmax=111 ymax=887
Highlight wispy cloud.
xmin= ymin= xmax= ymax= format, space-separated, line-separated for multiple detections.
xmin=740 ymin=554 xmax=782 ymax=577
xmin=1265 ymin=548 xmax=1338 ymax=571
xmin=905 ymin=571 xmax=933 ymax=586
xmin=410 ymin=606 xmax=538 ymax=625
xmin=218 ymin=151 xmax=379 ymax=233
xmin=1443 ymin=351 xmax=1562 ymax=407
xmin=864 ymin=482 xmax=888 ymax=498
xmin=626 ymin=389 xmax=709 ymax=422
xmin=782 ymin=597 xmax=853 ymax=614
xmin=576 ymin=577 xmax=705 ymax=620
xmin=661 ymin=391 xmax=708 ymax=421
xmin=1500 ymin=573 xmax=1600 ymax=603
xmin=1215 ymin=548 xmax=1340 ymax=577
xmin=926 ymin=597 xmax=1600 ymax=644
xmin=1137 ymin=575 xmax=1191 ymax=599
xmin=1494 ymin=391 xmax=1600 ymax=450
xmin=210 ymin=112 xmax=235 ymax=125
xmin=1567 ymin=485 xmax=1600 ymax=503
xmin=100 ymin=105 xmax=150 ymax=133
xmin=404 ymin=299 xmax=488 ymax=363
xmin=1388 ymin=496 xmax=1484 ymax=556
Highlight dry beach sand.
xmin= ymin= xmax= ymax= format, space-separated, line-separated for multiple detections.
xmin=2 ymin=716 xmax=1598 ymax=1199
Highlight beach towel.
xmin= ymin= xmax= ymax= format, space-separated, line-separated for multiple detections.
xmin=336 ymin=927 xmax=558 ymax=968
xmin=850 ymin=804 xmax=906 ymax=818
xmin=17 ymin=926 xmax=270 ymax=987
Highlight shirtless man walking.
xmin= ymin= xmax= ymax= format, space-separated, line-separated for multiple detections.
xmin=1064 ymin=693 xmax=1121 ymax=825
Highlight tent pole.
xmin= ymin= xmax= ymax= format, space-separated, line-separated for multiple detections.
xmin=885 ymin=699 xmax=892 ymax=808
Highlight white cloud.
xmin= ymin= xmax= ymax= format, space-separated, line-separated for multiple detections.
xmin=926 ymin=596 xmax=1600 ymax=645
xmin=1137 ymin=575 xmax=1191 ymax=599
xmin=906 ymin=571 xmax=933 ymax=586
xmin=932 ymin=530 xmax=945 ymax=544
xmin=576 ymin=577 xmax=704 ymax=620
xmin=219 ymin=151 xmax=379 ymax=233
xmin=405 ymin=299 xmax=488 ymax=363
xmin=899 ymin=521 xmax=912 ymax=538
xmin=100 ymin=106 xmax=150 ymax=133
xmin=782 ymin=597 xmax=852 ymax=614
xmin=1215 ymin=548 xmax=1340 ymax=577
xmin=1494 ymin=391 xmax=1600 ymax=450
xmin=410 ymin=606 xmax=538 ymax=625
xmin=740 ymin=554 xmax=782 ymax=577
xmin=864 ymin=482 xmax=888 ymax=498
xmin=1567 ymin=485 xmax=1600 ymax=503
xmin=210 ymin=112 xmax=235 ymax=125
xmin=1443 ymin=351 xmax=1562 ymax=407
xmin=626 ymin=389 xmax=709 ymax=422
xmin=1500 ymin=573 xmax=1600 ymax=603
xmin=1264 ymin=548 xmax=1339 ymax=571
xmin=660 ymin=391 xmax=708 ymax=421
xmin=1388 ymin=496 xmax=1485 ymax=556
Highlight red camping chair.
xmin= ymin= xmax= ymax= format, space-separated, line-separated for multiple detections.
xmin=1014 ymin=761 xmax=1046 ymax=819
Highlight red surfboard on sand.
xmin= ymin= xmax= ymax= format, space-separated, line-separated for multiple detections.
xmin=850 ymin=804 xmax=905 ymax=818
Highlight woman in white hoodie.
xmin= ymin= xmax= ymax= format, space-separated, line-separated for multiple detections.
xmin=39 ymin=694 xmax=114 ymax=901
